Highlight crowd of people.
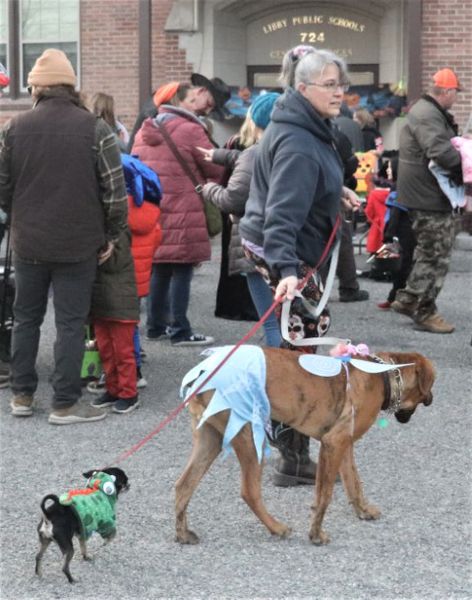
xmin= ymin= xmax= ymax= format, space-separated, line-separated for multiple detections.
xmin=0 ymin=46 xmax=467 ymax=485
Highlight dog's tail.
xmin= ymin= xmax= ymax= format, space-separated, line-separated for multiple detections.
xmin=40 ymin=494 xmax=63 ymax=518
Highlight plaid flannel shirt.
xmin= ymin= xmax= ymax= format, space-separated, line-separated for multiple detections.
xmin=0 ymin=114 xmax=128 ymax=241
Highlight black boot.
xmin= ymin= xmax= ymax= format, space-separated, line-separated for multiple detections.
xmin=271 ymin=425 xmax=316 ymax=487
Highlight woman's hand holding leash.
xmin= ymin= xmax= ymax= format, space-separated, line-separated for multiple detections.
xmin=275 ymin=276 xmax=299 ymax=301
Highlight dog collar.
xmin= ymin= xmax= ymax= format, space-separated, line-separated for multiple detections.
xmin=371 ymin=355 xmax=404 ymax=413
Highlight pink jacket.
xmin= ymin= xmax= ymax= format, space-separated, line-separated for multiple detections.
xmin=131 ymin=107 xmax=223 ymax=264
xmin=451 ymin=136 xmax=472 ymax=184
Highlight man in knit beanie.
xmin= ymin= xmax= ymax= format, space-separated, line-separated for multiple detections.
xmin=391 ymin=66 xmax=462 ymax=333
xmin=0 ymin=48 xmax=129 ymax=424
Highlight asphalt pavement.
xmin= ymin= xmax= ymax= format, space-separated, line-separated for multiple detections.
xmin=1 ymin=233 xmax=471 ymax=600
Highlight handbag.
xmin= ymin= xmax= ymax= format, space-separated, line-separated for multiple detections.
xmin=366 ymin=239 xmax=402 ymax=273
xmin=155 ymin=119 xmax=222 ymax=237
xmin=80 ymin=326 xmax=102 ymax=381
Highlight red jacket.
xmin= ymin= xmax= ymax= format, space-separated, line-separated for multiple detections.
xmin=131 ymin=107 xmax=223 ymax=264
xmin=127 ymin=196 xmax=161 ymax=297
xmin=365 ymin=188 xmax=390 ymax=253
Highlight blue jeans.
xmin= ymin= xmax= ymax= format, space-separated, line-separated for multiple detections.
xmin=245 ymin=272 xmax=281 ymax=347
xmin=147 ymin=263 xmax=194 ymax=342
xmin=11 ymin=254 xmax=97 ymax=408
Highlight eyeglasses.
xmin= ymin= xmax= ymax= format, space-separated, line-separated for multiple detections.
xmin=306 ymin=81 xmax=350 ymax=93
xmin=27 ymin=85 xmax=32 ymax=95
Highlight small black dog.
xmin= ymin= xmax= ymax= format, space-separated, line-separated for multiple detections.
xmin=35 ymin=467 xmax=129 ymax=583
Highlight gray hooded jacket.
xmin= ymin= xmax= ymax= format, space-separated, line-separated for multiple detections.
xmin=239 ymin=88 xmax=343 ymax=279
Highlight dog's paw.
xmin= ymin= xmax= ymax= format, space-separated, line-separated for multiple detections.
xmin=175 ymin=529 xmax=200 ymax=545
xmin=309 ymin=530 xmax=330 ymax=545
xmin=357 ymin=504 xmax=381 ymax=521
xmin=271 ymin=523 xmax=292 ymax=538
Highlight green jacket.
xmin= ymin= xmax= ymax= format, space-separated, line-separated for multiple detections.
xmin=59 ymin=472 xmax=118 ymax=540
xmin=397 ymin=95 xmax=462 ymax=212
xmin=91 ymin=228 xmax=139 ymax=322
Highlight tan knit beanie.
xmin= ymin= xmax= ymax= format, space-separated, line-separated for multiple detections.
xmin=27 ymin=48 xmax=76 ymax=87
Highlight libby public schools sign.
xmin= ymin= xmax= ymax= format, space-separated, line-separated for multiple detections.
xmin=246 ymin=8 xmax=379 ymax=64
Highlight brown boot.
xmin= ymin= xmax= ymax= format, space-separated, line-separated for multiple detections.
xmin=273 ymin=430 xmax=316 ymax=487
xmin=413 ymin=313 xmax=455 ymax=333
xmin=391 ymin=298 xmax=418 ymax=319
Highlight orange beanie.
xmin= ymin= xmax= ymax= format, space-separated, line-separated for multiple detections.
xmin=153 ymin=82 xmax=180 ymax=107
xmin=27 ymin=48 xmax=76 ymax=87
xmin=432 ymin=68 xmax=461 ymax=90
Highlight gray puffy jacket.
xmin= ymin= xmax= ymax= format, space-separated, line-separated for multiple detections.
xmin=202 ymin=145 xmax=258 ymax=275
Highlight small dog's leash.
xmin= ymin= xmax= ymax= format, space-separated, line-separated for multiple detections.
xmin=110 ymin=215 xmax=343 ymax=465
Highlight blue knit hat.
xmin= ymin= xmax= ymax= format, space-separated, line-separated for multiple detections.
xmin=250 ymin=92 xmax=280 ymax=130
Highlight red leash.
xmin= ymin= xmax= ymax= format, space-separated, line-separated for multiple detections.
xmin=110 ymin=215 xmax=342 ymax=465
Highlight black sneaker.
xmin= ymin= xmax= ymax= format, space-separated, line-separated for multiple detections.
xmin=339 ymin=289 xmax=369 ymax=302
xmin=171 ymin=334 xmax=215 ymax=347
xmin=112 ymin=396 xmax=140 ymax=414
xmin=91 ymin=392 xmax=118 ymax=408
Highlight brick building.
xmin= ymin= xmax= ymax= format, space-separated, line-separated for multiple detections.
xmin=1 ymin=0 xmax=471 ymax=143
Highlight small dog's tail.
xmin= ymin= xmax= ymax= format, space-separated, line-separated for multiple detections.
xmin=40 ymin=494 xmax=62 ymax=518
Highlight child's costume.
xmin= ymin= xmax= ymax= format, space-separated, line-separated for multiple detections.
xmin=59 ymin=472 xmax=118 ymax=540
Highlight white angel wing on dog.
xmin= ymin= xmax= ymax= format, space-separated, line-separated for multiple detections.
xmin=350 ymin=359 xmax=414 ymax=373
xmin=298 ymin=355 xmax=343 ymax=377
xmin=298 ymin=355 xmax=415 ymax=377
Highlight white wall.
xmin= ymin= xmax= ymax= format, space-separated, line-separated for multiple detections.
xmin=379 ymin=2 xmax=405 ymax=84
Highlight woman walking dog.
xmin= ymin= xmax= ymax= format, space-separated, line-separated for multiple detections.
xmin=239 ymin=45 xmax=360 ymax=486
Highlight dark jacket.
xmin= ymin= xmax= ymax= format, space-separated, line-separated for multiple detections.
xmin=91 ymin=228 xmax=139 ymax=322
xmin=239 ymin=88 xmax=344 ymax=278
xmin=0 ymin=94 xmax=128 ymax=262
xmin=361 ymin=126 xmax=382 ymax=152
xmin=397 ymin=95 xmax=462 ymax=212
xmin=202 ymin=145 xmax=258 ymax=276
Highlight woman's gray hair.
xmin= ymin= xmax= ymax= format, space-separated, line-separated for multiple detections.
xmin=279 ymin=46 xmax=348 ymax=89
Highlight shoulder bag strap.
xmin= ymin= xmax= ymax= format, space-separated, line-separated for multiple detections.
xmin=155 ymin=119 xmax=204 ymax=196
xmin=0 ymin=224 xmax=12 ymax=327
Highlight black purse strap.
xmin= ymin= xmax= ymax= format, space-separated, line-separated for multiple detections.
xmin=155 ymin=119 xmax=204 ymax=197
xmin=0 ymin=224 xmax=12 ymax=327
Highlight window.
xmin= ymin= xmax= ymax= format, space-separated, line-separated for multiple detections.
xmin=0 ymin=0 xmax=7 ymax=74
xmin=1 ymin=0 xmax=79 ymax=99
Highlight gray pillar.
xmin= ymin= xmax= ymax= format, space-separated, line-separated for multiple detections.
xmin=139 ymin=0 xmax=152 ymax=107
xmin=407 ymin=0 xmax=422 ymax=103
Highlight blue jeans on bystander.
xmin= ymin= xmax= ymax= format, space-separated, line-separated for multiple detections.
xmin=146 ymin=263 xmax=194 ymax=343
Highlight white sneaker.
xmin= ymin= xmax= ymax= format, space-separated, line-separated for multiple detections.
xmin=137 ymin=375 xmax=148 ymax=389
xmin=87 ymin=373 xmax=106 ymax=394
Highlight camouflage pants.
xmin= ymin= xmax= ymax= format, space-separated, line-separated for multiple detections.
xmin=396 ymin=210 xmax=455 ymax=320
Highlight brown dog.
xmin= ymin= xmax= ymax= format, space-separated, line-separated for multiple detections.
xmin=175 ymin=348 xmax=435 ymax=545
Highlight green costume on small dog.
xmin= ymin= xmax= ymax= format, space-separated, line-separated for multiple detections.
xmin=59 ymin=471 xmax=117 ymax=540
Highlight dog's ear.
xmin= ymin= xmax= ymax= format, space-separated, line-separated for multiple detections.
xmin=82 ymin=469 xmax=98 ymax=479
xmin=415 ymin=355 xmax=436 ymax=398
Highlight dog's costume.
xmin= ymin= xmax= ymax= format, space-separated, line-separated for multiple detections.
xmin=59 ymin=472 xmax=118 ymax=540
xmin=181 ymin=345 xmax=271 ymax=463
